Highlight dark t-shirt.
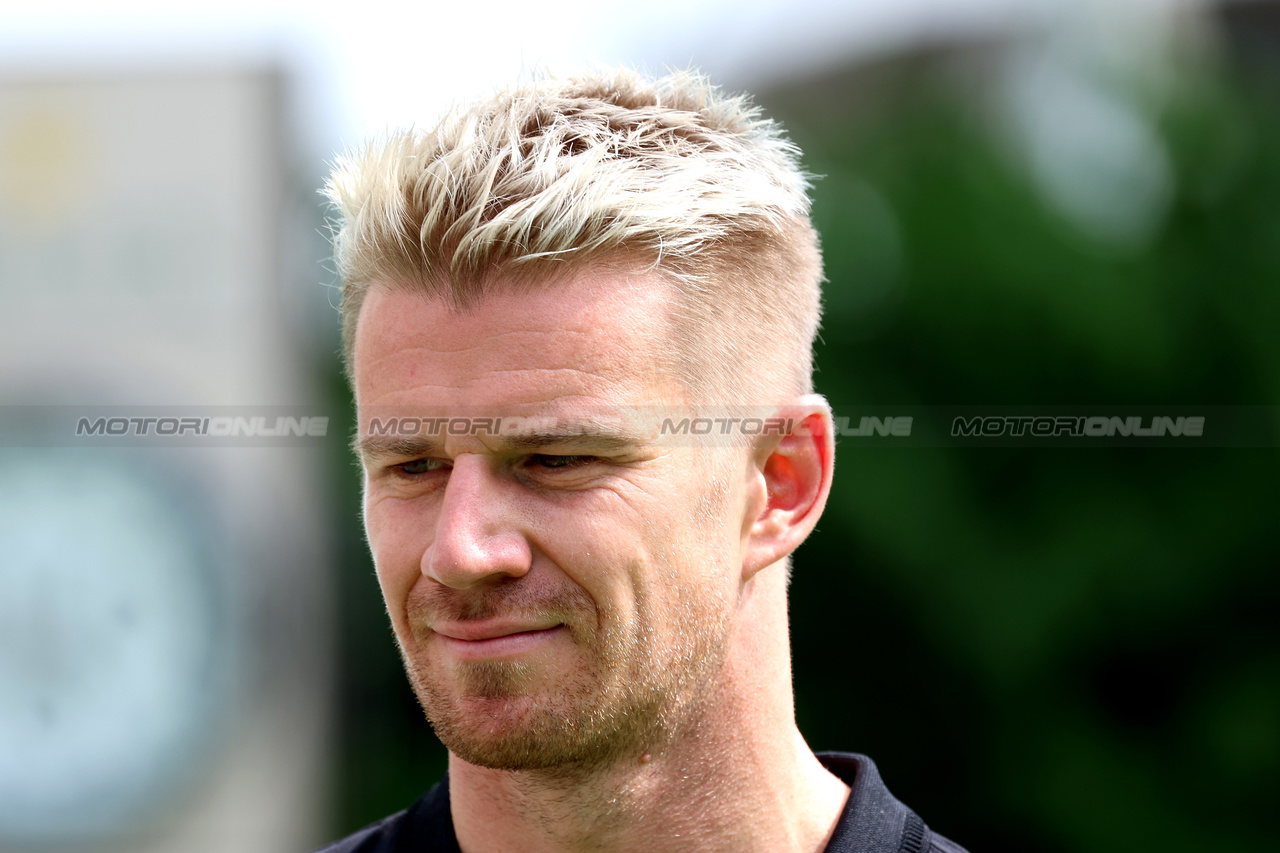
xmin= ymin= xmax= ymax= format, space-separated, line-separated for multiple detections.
xmin=314 ymin=752 xmax=968 ymax=852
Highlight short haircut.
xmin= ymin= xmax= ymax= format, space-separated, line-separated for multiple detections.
xmin=324 ymin=67 xmax=823 ymax=401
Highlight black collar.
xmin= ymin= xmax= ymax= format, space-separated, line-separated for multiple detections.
xmin=364 ymin=752 xmax=949 ymax=853
xmin=817 ymin=752 xmax=934 ymax=853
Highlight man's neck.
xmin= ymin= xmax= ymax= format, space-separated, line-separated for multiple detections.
xmin=447 ymin=570 xmax=850 ymax=853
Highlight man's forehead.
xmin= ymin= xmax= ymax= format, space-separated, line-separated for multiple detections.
xmin=352 ymin=271 xmax=688 ymax=414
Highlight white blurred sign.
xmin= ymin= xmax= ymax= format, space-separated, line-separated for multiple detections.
xmin=0 ymin=70 xmax=331 ymax=853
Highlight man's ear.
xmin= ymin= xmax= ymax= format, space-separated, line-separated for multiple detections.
xmin=741 ymin=396 xmax=835 ymax=581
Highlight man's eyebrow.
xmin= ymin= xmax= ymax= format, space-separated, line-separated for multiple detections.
xmin=353 ymin=434 xmax=443 ymax=464
xmin=499 ymin=426 xmax=646 ymax=453
xmin=353 ymin=421 xmax=652 ymax=463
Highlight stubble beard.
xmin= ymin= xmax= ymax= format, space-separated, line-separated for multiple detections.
xmin=399 ymin=576 xmax=732 ymax=775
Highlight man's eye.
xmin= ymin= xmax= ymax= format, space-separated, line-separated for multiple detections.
xmin=400 ymin=458 xmax=446 ymax=475
xmin=532 ymin=455 xmax=590 ymax=469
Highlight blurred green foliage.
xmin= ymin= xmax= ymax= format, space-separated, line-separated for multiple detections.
xmin=770 ymin=43 xmax=1280 ymax=853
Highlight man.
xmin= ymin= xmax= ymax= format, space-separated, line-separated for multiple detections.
xmin=317 ymin=68 xmax=967 ymax=853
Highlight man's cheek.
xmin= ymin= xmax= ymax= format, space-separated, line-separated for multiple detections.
xmin=366 ymin=524 xmax=419 ymax=620
xmin=375 ymin=550 xmax=419 ymax=611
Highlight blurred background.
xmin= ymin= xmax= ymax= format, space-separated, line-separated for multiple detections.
xmin=1 ymin=1 xmax=1277 ymax=851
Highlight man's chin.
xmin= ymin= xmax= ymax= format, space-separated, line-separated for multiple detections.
xmin=407 ymin=662 xmax=601 ymax=769
xmin=411 ymin=666 xmax=672 ymax=773
xmin=427 ymin=695 xmax=633 ymax=772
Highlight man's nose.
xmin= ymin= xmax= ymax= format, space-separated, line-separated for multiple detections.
xmin=422 ymin=454 xmax=532 ymax=588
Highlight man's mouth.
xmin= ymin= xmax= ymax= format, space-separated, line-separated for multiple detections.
xmin=430 ymin=619 xmax=565 ymax=660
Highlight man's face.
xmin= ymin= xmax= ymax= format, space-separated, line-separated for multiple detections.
xmin=353 ymin=272 xmax=753 ymax=771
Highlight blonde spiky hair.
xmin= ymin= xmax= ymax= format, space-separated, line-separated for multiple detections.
xmin=324 ymin=67 xmax=823 ymax=400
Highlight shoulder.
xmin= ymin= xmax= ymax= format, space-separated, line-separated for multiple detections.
xmin=308 ymin=775 xmax=457 ymax=853
xmin=309 ymin=809 xmax=408 ymax=853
